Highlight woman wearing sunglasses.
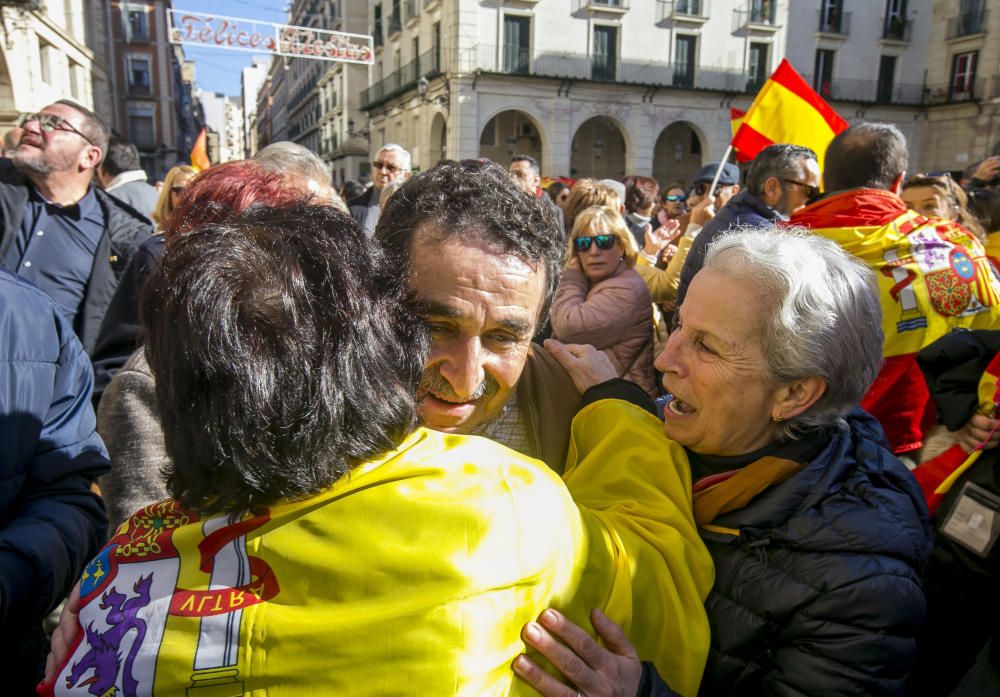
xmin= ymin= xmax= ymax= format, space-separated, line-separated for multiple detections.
xmin=150 ymin=164 xmax=196 ymax=232
xmin=550 ymin=205 xmax=657 ymax=396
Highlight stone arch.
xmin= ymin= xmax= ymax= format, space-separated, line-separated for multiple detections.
xmin=570 ymin=115 xmax=628 ymax=180
xmin=479 ymin=108 xmax=547 ymax=171
xmin=428 ymin=112 xmax=447 ymax=167
xmin=652 ymin=121 xmax=708 ymax=189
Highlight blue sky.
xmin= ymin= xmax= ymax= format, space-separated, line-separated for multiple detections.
xmin=172 ymin=1 xmax=289 ymax=96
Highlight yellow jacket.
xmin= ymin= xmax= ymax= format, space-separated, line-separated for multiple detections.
xmin=47 ymin=400 xmax=713 ymax=696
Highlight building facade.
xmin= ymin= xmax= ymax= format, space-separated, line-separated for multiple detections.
xmin=242 ymin=56 xmax=270 ymax=158
xmin=919 ymin=0 xmax=1000 ymax=171
xmin=357 ymin=0 xmax=940 ymax=184
xmin=0 ymin=0 xmax=100 ymax=127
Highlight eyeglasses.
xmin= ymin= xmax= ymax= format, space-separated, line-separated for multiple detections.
xmin=664 ymin=194 xmax=687 ymax=203
xmin=18 ymin=112 xmax=95 ymax=145
xmin=372 ymin=160 xmax=403 ymax=174
xmin=692 ymin=182 xmax=723 ymax=198
xmin=170 ymin=185 xmax=186 ymax=195
xmin=780 ymin=178 xmax=820 ymax=201
xmin=574 ymin=234 xmax=617 ymax=253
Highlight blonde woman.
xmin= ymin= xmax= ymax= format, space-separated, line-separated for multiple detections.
xmin=550 ymin=205 xmax=657 ymax=396
xmin=151 ymin=164 xmax=196 ymax=232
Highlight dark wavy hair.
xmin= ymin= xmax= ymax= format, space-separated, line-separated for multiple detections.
xmin=624 ymin=175 xmax=659 ymax=213
xmin=375 ymin=159 xmax=564 ymax=326
xmin=141 ymin=203 xmax=427 ymax=514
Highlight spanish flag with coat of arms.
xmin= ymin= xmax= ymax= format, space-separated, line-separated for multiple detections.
xmin=790 ymin=189 xmax=1000 ymax=454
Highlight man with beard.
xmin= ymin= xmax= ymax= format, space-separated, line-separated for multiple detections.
xmin=0 ymin=101 xmax=151 ymax=354
xmin=377 ymin=159 xmax=581 ymax=473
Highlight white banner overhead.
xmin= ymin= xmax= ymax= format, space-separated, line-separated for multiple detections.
xmin=168 ymin=10 xmax=374 ymax=65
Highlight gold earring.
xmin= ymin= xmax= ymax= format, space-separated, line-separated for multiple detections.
xmin=770 ymin=415 xmax=784 ymax=424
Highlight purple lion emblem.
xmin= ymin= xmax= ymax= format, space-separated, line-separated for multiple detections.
xmin=66 ymin=574 xmax=153 ymax=697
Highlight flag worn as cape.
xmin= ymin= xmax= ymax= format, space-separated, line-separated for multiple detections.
xmin=731 ymin=59 xmax=848 ymax=168
xmin=790 ymin=189 xmax=1000 ymax=453
xmin=190 ymin=127 xmax=210 ymax=172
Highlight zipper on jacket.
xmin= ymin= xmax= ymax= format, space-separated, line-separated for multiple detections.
xmin=739 ymin=528 xmax=773 ymax=564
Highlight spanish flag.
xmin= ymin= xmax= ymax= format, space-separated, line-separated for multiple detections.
xmin=729 ymin=109 xmax=747 ymax=160
xmin=731 ymin=59 xmax=848 ymax=167
xmin=190 ymin=127 xmax=210 ymax=172
xmin=790 ymin=189 xmax=1000 ymax=454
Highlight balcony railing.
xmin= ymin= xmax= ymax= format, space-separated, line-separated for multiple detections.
xmin=657 ymin=0 xmax=709 ymax=22
xmin=924 ymin=78 xmax=987 ymax=104
xmin=733 ymin=1 xmax=777 ymax=31
xmin=948 ymin=2 xmax=988 ymax=39
xmin=803 ymin=74 xmax=926 ymax=105
xmin=360 ymin=48 xmax=442 ymax=110
xmin=128 ymin=82 xmax=151 ymax=96
xmin=574 ymin=0 xmax=630 ymax=11
xmin=387 ymin=13 xmax=402 ymax=36
xmin=503 ymin=45 xmax=530 ymax=75
xmin=881 ymin=16 xmax=912 ymax=41
xmin=373 ymin=28 xmax=383 ymax=49
xmin=817 ymin=9 xmax=850 ymax=35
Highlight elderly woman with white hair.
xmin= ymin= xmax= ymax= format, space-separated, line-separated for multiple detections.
xmin=513 ymin=227 xmax=932 ymax=697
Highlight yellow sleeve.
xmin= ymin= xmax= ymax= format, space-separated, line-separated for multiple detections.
xmin=557 ymin=399 xmax=714 ymax=697
xmin=634 ymin=235 xmax=693 ymax=305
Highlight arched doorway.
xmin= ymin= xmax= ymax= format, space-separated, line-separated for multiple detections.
xmin=479 ymin=110 xmax=543 ymax=170
xmin=570 ymin=116 xmax=626 ymax=180
xmin=652 ymin=122 xmax=705 ymax=189
xmin=428 ymin=112 xmax=447 ymax=167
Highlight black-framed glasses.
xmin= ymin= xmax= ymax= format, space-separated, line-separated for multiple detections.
xmin=372 ymin=160 xmax=402 ymax=174
xmin=574 ymin=234 xmax=616 ymax=253
xmin=170 ymin=185 xmax=186 ymax=195
xmin=692 ymin=182 xmax=721 ymax=197
xmin=664 ymin=194 xmax=687 ymax=203
xmin=780 ymin=178 xmax=820 ymax=201
xmin=18 ymin=112 xmax=95 ymax=145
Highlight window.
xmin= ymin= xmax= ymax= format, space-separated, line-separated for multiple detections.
xmin=69 ymin=60 xmax=84 ymax=100
xmin=813 ymin=49 xmax=835 ymax=97
xmin=38 ymin=38 xmax=53 ymax=85
xmin=389 ymin=0 xmax=401 ymax=34
xmin=950 ymin=51 xmax=977 ymax=101
xmin=676 ymin=0 xmax=703 ymax=15
xmin=883 ymin=0 xmax=907 ymax=39
xmin=503 ymin=15 xmax=530 ymax=75
xmin=748 ymin=42 xmax=768 ymax=91
xmin=592 ymin=25 xmax=618 ymax=82
xmin=876 ymin=55 xmax=896 ymax=102
xmin=820 ymin=0 xmax=841 ymax=33
xmin=432 ymin=22 xmax=441 ymax=70
xmin=128 ymin=105 xmax=155 ymax=146
xmin=373 ymin=4 xmax=383 ymax=48
xmin=129 ymin=56 xmax=151 ymax=94
xmin=673 ymin=35 xmax=696 ymax=88
xmin=750 ymin=0 xmax=776 ymax=25
xmin=125 ymin=5 xmax=150 ymax=42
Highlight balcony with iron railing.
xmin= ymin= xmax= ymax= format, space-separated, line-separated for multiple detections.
xmin=360 ymin=48 xmax=442 ymax=110
xmin=803 ymin=74 xmax=926 ymax=105
xmin=948 ymin=1 xmax=988 ymax=39
xmin=657 ymin=0 xmax=709 ymax=23
xmin=881 ymin=16 xmax=912 ymax=42
xmin=373 ymin=27 xmax=384 ymax=49
xmin=925 ymin=77 xmax=987 ymax=104
xmin=816 ymin=9 xmax=850 ymax=36
xmin=573 ymin=0 xmax=630 ymax=13
xmin=387 ymin=12 xmax=402 ymax=36
xmin=404 ymin=0 xmax=418 ymax=23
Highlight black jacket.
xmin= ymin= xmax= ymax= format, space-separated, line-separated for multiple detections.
xmin=0 ymin=160 xmax=152 ymax=355
xmin=676 ymin=191 xmax=779 ymax=306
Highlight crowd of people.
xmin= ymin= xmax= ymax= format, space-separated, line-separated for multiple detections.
xmin=2 ymin=97 xmax=1000 ymax=696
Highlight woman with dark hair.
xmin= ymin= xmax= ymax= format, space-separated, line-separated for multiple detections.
xmin=43 ymin=202 xmax=714 ymax=696
xmin=93 ymin=161 xmax=308 ymax=527
xmin=624 ymin=175 xmax=660 ymax=248
xmin=901 ymin=173 xmax=986 ymax=242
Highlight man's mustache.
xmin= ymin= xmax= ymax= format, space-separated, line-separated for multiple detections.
xmin=419 ymin=365 xmax=500 ymax=402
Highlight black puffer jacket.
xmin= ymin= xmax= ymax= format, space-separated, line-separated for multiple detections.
xmin=643 ymin=410 xmax=932 ymax=697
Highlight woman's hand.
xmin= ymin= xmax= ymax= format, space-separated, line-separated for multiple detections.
xmin=642 ymin=220 xmax=682 ymax=257
xmin=544 ymin=340 xmax=618 ymax=393
xmin=44 ymin=582 xmax=81 ymax=682
xmin=955 ymin=413 xmax=1000 ymax=453
xmin=512 ymin=608 xmax=643 ymax=697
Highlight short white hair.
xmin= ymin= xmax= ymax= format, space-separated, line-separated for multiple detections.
xmin=254 ymin=141 xmax=331 ymax=187
xmin=704 ymin=226 xmax=883 ymax=438
xmin=377 ymin=143 xmax=411 ymax=172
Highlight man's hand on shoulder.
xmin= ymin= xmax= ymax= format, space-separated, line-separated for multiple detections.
xmin=543 ymin=340 xmax=617 ymax=394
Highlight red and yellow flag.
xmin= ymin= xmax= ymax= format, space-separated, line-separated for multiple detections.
xmin=729 ymin=108 xmax=745 ymax=139
xmin=190 ymin=127 xmax=211 ymax=172
xmin=731 ymin=59 xmax=848 ymax=166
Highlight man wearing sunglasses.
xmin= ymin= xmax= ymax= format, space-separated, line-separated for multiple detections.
xmin=348 ymin=143 xmax=411 ymax=235
xmin=676 ymin=147 xmax=819 ymax=306
xmin=0 ymin=101 xmax=151 ymax=356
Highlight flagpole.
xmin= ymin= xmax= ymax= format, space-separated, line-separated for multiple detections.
xmin=707 ymin=144 xmax=734 ymax=197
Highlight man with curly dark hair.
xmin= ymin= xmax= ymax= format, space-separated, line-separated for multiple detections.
xmin=377 ymin=159 xmax=581 ymax=472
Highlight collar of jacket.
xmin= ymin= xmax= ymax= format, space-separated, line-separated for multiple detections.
xmin=727 ymin=189 xmax=780 ymax=220
xmin=789 ymin=187 xmax=907 ymax=230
